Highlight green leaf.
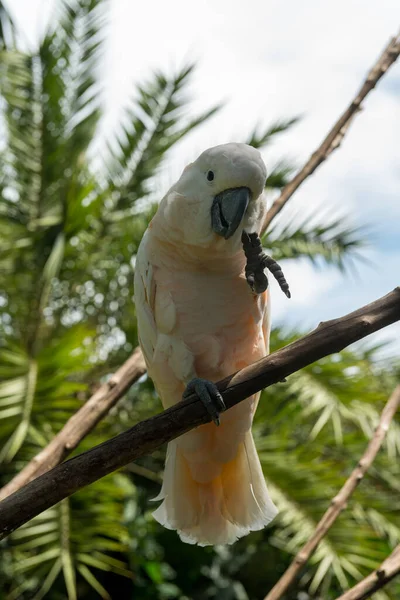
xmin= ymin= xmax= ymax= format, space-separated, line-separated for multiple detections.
xmin=266 ymin=159 xmax=296 ymax=190
xmin=13 ymin=547 xmax=60 ymax=572
xmin=264 ymin=214 xmax=367 ymax=270
xmin=246 ymin=117 xmax=300 ymax=149
xmin=144 ymin=560 xmax=163 ymax=584
xmin=104 ymin=63 xmax=220 ymax=212
xmin=0 ymin=1 xmax=16 ymax=49
xmin=0 ymin=359 xmax=37 ymax=462
xmin=31 ymin=558 xmax=63 ymax=600
xmin=60 ymin=500 xmax=77 ymax=600
xmin=77 ymin=564 xmax=111 ymax=599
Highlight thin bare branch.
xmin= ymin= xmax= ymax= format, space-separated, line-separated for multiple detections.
xmin=262 ymin=32 xmax=400 ymax=232
xmin=264 ymin=385 xmax=400 ymax=600
xmin=0 ymin=287 xmax=399 ymax=540
xmin=335 ymin=545 xmax=400 ymax=600
xmin=0 ymin=347 xmax=146 ymax=501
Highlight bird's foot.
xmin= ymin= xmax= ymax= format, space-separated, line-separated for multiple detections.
xmin=241 ymin=231 xmax=291 ymax=298
xmin=183 ymin=378 xmax=226 ymax=426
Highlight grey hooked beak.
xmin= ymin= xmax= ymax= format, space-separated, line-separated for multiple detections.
xmin=211 ymin=187 xmax=251 ymax=239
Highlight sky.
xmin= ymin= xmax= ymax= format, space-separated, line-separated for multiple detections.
xmin=6 ymin=0 xmax=400 ymax=358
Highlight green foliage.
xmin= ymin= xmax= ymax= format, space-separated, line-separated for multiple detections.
xmin=2 ymin=475 xmax=133 ymax=600
xmin=255 ymin=334 xmax=400 ymax=597
xmin=246 ymin=119 xmax=299 ymax=191
xmin=1 ymin=1 xmax=399 ymax=599
xmin=104 ymin=63 xmax=221 ymax=213
xmin=246 ymin=117 xmax=300 ymax=150
xmin=264 ymin=216 xmax=367 ymax=271
xmin=0 ymin=0 xmax=15 ymax=49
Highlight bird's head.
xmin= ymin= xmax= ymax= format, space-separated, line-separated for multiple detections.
xmin=155 ymin=143 xmax=268 ymax=251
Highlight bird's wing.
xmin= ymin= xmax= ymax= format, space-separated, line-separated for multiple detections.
xmin=134 ymin=230 xmax=157 ymax=368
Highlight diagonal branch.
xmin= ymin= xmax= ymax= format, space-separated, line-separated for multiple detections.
xmin=264 ymin=384 xmax=400 ymax=600
xmin=334 ymin=545 xmax=400 ymax=600
xmin=0 ymin=347 xmax=146 ymax=500
xmin=261 ymin=31 xmax=400 ymax=233
xmin=0 ymin=287 xmax=399 ymax=540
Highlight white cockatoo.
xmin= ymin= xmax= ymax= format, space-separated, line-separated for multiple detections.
xmin=134 ymin=143 xmax=288 ymax=546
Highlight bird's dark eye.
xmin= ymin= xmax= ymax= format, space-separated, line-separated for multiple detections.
xmin=207 ymin=170 xmax=214 ymax=181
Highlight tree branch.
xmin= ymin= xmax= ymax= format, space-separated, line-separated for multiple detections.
xmin=0 ymin=347 xmax=146 ymax=501
xmin=264 ymin=384 xmax=400 ymax=600
xmin=334 ymin=545 xmax=400 ymax=600
xmin=261 ymin=32 xmax=400 ymax=232
xmin=0 ymin=287 xmax=399 ymax=540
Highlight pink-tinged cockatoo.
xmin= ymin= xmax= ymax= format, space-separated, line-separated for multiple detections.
xmin=134 ymin=143 xmax=289 ymax=546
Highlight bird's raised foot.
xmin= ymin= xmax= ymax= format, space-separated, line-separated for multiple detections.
xmin=183 ymin=378 xmax=226 ymax=426
xmin=241 ymin=231 xmax=291 ymax=298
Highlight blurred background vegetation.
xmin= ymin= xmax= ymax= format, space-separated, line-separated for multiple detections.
xmin=0 ymin=1 xmax=399 ymax=599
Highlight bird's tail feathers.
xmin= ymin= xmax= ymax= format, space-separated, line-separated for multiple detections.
xmin=152 ymin=431 xmax=277 ymax=546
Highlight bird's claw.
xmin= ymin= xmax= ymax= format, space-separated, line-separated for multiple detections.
xmin=245 ymin=269 xmax=269 ymax=294
xmin=183 ymin=378 xmax=225 ymax=426
xmin=241 ymin=231 xmax=291 ymax=298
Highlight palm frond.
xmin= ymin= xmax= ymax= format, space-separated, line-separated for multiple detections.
xmin=263 ymin=331 xmax=400 ymax=452
xmin=246 ymin=117 xmax=299 ymax=149
xmin=3 ymin=474 xmax=133 ymax=599
xmin=0 ymin=48 xmax=40 ymax=217
xmin=252 ymin=329 xmax=400 ymax=596
xmin=0 ymin=325 xmax=93 ymax=472
xmin=246 ymin=119 xmax=299 ymax=191
xmin=37 ymin=0 xmax=106 ymax=221
xmin=265 ymin=159 xmax=297 ymax=190
xmin=265 ymin=215 xmax=367 ymax=270
xmin=258 ymin=431 xmax=395 ymax=596
xmin=103 ymin=63 xmax=220 ymax=214
xmin=0 ymin=0 xmax=15 ymax=49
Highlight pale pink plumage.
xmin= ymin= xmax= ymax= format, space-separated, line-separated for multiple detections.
xmin=134 ymin=143 xmax=277 ymax=545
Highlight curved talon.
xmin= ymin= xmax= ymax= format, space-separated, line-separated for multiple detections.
xmin=261 ymin=255 xmax=291 ymax=299
xmin=246 ymin=273 xmax=255 ymax=290
xmin=248 ymin=270 xmax=269 ymax=294
xmin=183 ymin=377 xmax=225 ymax=426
